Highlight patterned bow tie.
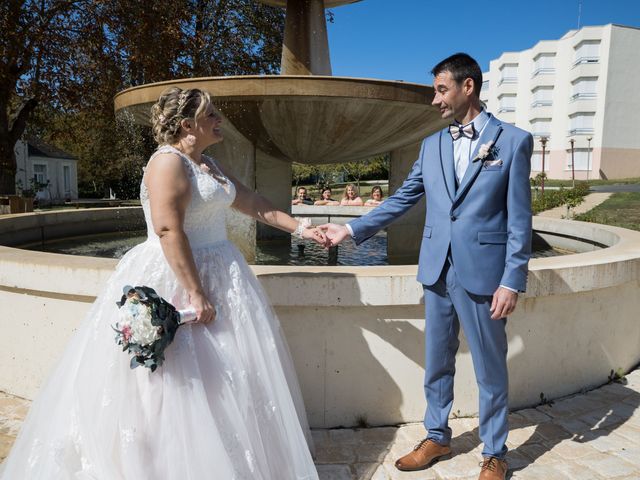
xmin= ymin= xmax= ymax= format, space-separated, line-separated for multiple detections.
xmin=449 ymin=123 xmax=475 ymax=141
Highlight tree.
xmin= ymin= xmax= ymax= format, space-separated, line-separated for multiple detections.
xmin=18 ymin=0 xmax=285 ymax=198
xmin=0 ymin=0 xmax=89 ymax=194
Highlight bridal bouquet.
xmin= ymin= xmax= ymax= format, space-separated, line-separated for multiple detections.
xmin=113 ymin=285 xmax=197 ymax=372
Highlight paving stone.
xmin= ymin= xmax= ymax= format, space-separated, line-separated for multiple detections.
xmin=431 ymin=450 xmax=482 ymax=479
xmin=511 ymin=408 xmax=552 ymax=425
xmin=394 ymin=423 xmax=426 ymax=443
xmin=552 ymin=461 xmax=606 ymax=480
xmin=539 ymin=438 xmax=597 ymax=460
xmin=315 ymin=444 xmax=356 ymax=464
xmin=317 ymin=464 xmax=353 ymax=480
xmin=575 ymin=452 xmax=637 ymax=478
xmin=382 ymin=461 xmax=437 ymax=480
xmin=508 ymin=463 xmax=571 ymax=479
xmin=608 ymin=423 xmax=640 ymax=444
xmin=329 ymin=429 xmax=361 ymax=445
xmin=529 ymin=421 xmax=572 ymax=443
xmin=353 ymin=462 xmax=386 ymax=480
xmin=611 ymin=445 xmax=640 ymax=468
xmin=1 ymin=432 xmax=16 ymax=463
xmin=358 ymin=427 xmax=397 ymax=445
xmin=579 ymin=430 xmax=632 ymax=454
xmin=354 ymin=443 xmax=391 ymax=463
xmin=505 ymin=425 xmax=546 ymax=449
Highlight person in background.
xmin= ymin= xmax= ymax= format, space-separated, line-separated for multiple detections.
xmin=314 ymin=187 xmax=339 ymax=205
xmin=340 ymin=183 xmax=364 ymax=206
xmin=292 ymin=186 xmax=314 ymax=205
xmin=364 ymin=186 xmax=384 ymax=206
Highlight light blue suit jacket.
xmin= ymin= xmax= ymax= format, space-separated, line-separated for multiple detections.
xmin=349 ymin=114 xmax=533 ymax=296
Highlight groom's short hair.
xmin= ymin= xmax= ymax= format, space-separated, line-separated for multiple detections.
xmin=431 ymin=53 xmax=483 ymax=98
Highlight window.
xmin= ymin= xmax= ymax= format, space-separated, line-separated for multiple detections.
xmin=498 ymin=94 xmax=517 ymax=113
xmin=481 ymin=80 xmax=489 ymax=93
xmin=33 ymin=164 xmax=47 ymax=185
xmin=499 ymin=63 xmax=518 ymax=84
xmin=63 ymin=165 xmax=71 ymax=194
xmin=566 ymin=148 xmax=592 ymax=170
xmin=571 ymin=77 xmax=597 ymax=101
xmin=532 ymin=53 xmax=555 ymax=76
xmin=531 ymin=118 xmax=551 ymax=137
xmin=574 ymin=40 xmax=600 ymax=66
xmin=569 ymin=113 xmax=595 ymax=135
xmin=531 ymin=86 xmax=553 ymax=107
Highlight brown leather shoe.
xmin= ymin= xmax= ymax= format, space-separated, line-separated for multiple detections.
xmin=394 ymin=438 xmax=452 ymax=471
xmin=478 ymin=457 xmax=508 ymax=480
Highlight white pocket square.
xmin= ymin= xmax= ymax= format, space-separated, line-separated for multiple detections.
xmin=484 ymin=159 xmax=503 ymax=167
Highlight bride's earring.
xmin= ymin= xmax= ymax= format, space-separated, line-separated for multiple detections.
xmin=185 ymin=134 xmax=196 ymax=146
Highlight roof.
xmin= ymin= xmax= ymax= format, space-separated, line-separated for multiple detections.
xmin=26 ymin=136 xmax=76 ymax=160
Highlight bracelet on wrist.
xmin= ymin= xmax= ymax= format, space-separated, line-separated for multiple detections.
xmin=293 ymin=217 xmax=312 ymax=238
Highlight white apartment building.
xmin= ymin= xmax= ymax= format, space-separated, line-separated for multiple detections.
xmin=481 ymin=24 xmax=640 ymax=180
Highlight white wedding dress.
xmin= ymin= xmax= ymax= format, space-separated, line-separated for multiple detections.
xmin=1 ymin=145 xmax=318 ymax=479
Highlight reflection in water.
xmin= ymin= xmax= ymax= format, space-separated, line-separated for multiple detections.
xmin=28 ymin=230 xmax=568 ymax=265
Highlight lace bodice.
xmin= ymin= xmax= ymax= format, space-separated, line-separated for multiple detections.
xmin=140 ymin=145 xmax=236 ymax=248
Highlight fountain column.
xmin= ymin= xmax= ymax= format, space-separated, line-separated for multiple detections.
xmin=281 ymin=0 xmax=332 ymax=75
xmin=387 ymin=140 xmax=425 ymax=264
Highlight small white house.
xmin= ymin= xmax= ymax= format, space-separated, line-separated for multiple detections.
xmin=14 ymin=137 xmax=78 ymax=203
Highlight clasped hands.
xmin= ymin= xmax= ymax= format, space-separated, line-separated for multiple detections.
xmin=301 ymin=223 xmax=349 ymax=248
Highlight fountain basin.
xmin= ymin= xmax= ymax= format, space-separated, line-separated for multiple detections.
xmin=1 ymin=210 xmax=639 ymax=427
xmin=114 ymin=75 xmax=445 ymax=164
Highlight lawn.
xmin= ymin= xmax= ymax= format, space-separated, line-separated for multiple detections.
xmin=543 ymin=177 xmax=640 ymax=188
xmin=575 ymin=192 xmax=640 ymax=231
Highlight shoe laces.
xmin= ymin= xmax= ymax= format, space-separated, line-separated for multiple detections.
xmin=480 ymin=457 xmax=502 ymax=472
xmin=414 ymin=438 xmax=433 ymax=451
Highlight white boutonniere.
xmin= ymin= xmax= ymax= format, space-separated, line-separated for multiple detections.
xmin=473 ymin=141 xmax=495 ymax=162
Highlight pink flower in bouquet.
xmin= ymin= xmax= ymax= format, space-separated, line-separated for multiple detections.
xmin=200 ymin=163 xmax=211 ymax=174
xmin=121 ymin=324 xmax=132 ymax=343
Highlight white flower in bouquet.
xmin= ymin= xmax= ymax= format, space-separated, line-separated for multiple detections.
xmin=119 ymin=297 xmax=160 ymax=346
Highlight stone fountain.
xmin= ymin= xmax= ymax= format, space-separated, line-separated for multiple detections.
xmin=114 ymin=0 xmax=446 ymax=263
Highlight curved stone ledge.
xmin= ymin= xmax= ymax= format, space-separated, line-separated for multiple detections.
xmin=1 ymin=210 xmax=639 ymax=428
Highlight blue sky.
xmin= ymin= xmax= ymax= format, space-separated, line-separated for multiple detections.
xmin=326 ymin=0 xmax=640 ymax=84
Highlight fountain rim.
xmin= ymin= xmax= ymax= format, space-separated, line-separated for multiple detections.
xmin=113 ymin=75 xmax=436 ymax=113
xmin=2 ymin=209 xmax=640 ymax=283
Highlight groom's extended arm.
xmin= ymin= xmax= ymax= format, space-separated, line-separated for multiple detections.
xmin=338 ymin=140 xmax=427 ymax=245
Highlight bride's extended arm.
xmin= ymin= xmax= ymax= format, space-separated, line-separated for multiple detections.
xmin=216 ymin=163 xmax=326 ymax=244
xmin=145 ymin=154 xmax=215 ymax=323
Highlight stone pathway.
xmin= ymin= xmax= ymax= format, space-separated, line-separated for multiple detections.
xmin=537 ymin=192 xmax=613 ymax=219
xmin=2 ymin=369 xmax=639 ymax=479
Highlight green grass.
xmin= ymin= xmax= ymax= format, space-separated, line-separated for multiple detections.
xmin=543 ymin=177 xmax=640 ymax=188
xmin=575 ymin=192 xmax=640 ymax=231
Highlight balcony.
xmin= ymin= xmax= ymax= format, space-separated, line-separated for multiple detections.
xmin=529 ymin=106 xmax=553 ymax=121
xmin=568 ymin=99 xmax=597 ymax=116
xmin=530 ymin=74 xmax=555 ymax=90
xmin=572 ymin=56 xmax=599 ymax=67
xmin=531 ymin=67 xmax=555 ymax=78
xmin=568 ymin=127 xmax=594 ymax=136
xmin=530 ymin=100 xmax=553 ymax=108
xmin=570 ymin=92 xmax=597 ymax=102
xmin=497 ymin=106 xmax=516 ymax=114
xmin=532 ymin=131 xmax=551 ymax=138
xmin=498 ymin=76 xmax=517 ymax=86
xmin=570 ymin=62 xmax=600 ymax=80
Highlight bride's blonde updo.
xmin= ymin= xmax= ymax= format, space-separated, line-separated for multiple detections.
xmin=150 ymin=87 xmax=213 ymax=145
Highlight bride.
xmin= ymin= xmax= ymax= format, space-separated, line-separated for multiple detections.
xmin=1 ymin=87 xmax=324 ymax=479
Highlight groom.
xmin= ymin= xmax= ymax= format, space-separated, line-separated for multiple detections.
xmin=321 ymin=53 xmax=532 ymax=480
